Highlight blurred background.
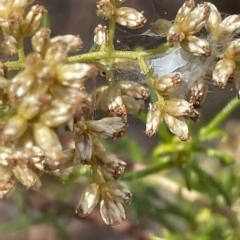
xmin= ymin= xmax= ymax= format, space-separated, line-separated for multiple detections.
xmin=2 ymin=1 xmax=240 ymax=240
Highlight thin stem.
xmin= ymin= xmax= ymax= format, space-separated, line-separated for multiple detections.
xmin=5 ymin=61 xmax=25 ymax=70
xmin=107 ymin=18 xmax=115 ymax=53
xmin=123 ymin=157 xmax=173 ymax=181
xmin=200 ymin=97 xmax=240 ymax=140
xmin=17 ymin=37 xmax=25 ymax=63
xmin=68 ymin=46 xmax=168 ymax=63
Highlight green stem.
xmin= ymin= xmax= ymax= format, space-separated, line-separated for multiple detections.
xmin=107 ymin=18 xmax=115 ymax=53
xmin=200 ymin=97 xmax=240 ymax=140
xmin=5 ymin=61 xmax=25 ymax=70
xmin=17 ymin=37 xmax=25 ymax=63
xmin=68 ymin=45 xmax=168 ymax=63
xmin=123 ymin=157 xmax=173 ymax=181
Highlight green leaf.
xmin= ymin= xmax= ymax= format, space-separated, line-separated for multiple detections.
xmin=205 ymin=148 xmax=234 ymax=165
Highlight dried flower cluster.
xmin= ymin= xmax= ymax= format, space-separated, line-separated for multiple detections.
xmin=0 ymin=0 xmax=240 ymax=227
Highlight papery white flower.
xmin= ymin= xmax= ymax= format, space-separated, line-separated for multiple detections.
xmin=100 ymin=181 xmax=132 ymax=225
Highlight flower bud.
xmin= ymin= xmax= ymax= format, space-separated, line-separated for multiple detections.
xmin=97 ymin=86 xmax=127 ymax=118
xmin=12 ymin=165 xmax=41 ymax=189
xmin=212 ymin=58 xmax=235 ymax=88
xmin=179 ymin=2 xmax=210 ymax=35
xmin=97 ymin=0 xmax=115 ymax=19
xmin=181 ymin=35 xmax=211 ymax=56
xmin=33 ymin=123 xmax=63 ymax=164
xmin=153 ymin=73 xmax=182 ymax=94
xmin=21 ymin=4 xmax=46 ymax=36
xmin=175 ymin=0 xmax=195 ymax=26
xmin=187 ymin=77 xmax=208 ymax=108
xmin=1 ymin=114 xmax=28 ymax=142
xmin=74 ymin=133 xmax=93 ymax=164
xmin=0 ymin=165 xmax=15 ymax=198
xmin=115 ymin=7 xmax=146 ymax=29
xmin=45 ymin=40 xmax=68 ymax=65
xmin=18 ymin=92 xmax=51 ymax=120
xmin=94 ymin=151 xmax=126 ymax=179
xmin=205 ymin=3 xmax=222 ymax=36
xmin=0 ymin=31 xmax=17 ymax=56
xmin=76 ymin=183 xmax=100 ymax=217
xmin=51 ymin=35 xmax=83 ymax=52
xmin=86 ymin=117 xmax=125 ymax=139
xmin=1 ymin=11 xmax=21 ymax=37
xmin=122 ymin=96 xmax=144 ymax=114
xmin=163 ymin=98 xmax=194 ymax=117
xmin=224 ymin=39 xmax=240 ymax=59
xmin=56 ymin=63 xmax=97 ymax=88
xmin=167 ymin=25 xmax=185 ymax=43
xmin=94 ymin=24 xmax=108 ymax=50
xmin=117 ymin=80 xmax=149 ymax=99
xmin=218 ymin=14 xmax=240 ymax=41
xmin=145 ymin=103 xmax=163 ymax=137
xmin=39 ymin=100 xmax=76 ymax=127
xmin=164 ymin=113 xmax=190 ymax=141
xmin=8 ymin=70 xmax=36 ymax=103
xmin=32 ymin=28 xmax=51 ymax=54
